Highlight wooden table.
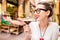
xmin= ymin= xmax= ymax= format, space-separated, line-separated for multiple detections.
xmin=10 ymin=25 xmax=23 ymax=35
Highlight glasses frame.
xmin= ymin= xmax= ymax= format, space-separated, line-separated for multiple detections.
xmin=34 ymin=8 xmax=48 ymax=14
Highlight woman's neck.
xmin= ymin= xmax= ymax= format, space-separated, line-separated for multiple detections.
xmin=39 ymin=18 xmax=49 ymax=32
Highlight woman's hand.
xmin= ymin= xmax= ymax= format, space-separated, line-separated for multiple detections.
xmin=5 ymin=17 xmax=26 ymax=26
xmin=23 ymin=24 xmax=31 ymax=40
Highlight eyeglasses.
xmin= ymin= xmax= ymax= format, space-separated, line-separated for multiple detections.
xmin=34 ymin=8 xmax=48 ymax=14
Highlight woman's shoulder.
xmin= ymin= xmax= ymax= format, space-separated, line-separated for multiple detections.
xmin=49 ymin=22 xmax=59 ymax=34
xmin=49 ymin=22 xmax=59 ymax=29
xmin=49 ymin=22 xmax=58 ymax=26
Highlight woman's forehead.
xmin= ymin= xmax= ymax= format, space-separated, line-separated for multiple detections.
xmin=36 ymin=4 xmax=45 ymax=9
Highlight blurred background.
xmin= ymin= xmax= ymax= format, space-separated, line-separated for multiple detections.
xmin=0 ymin=0 xmax=60 ymax=40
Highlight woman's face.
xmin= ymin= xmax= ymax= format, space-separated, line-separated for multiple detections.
xmin=34 ymin=4 xmax=50 ymax=21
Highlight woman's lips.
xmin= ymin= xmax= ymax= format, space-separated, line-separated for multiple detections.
xmin=34 ymin=14 xmax=39 ymax=19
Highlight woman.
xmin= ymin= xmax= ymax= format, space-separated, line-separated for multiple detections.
xmin=24 ymin=2 xmax=59 ymax=40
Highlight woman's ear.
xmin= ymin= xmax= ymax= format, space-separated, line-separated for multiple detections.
xmin=46 ymin=10 xmax=50 ymax=16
